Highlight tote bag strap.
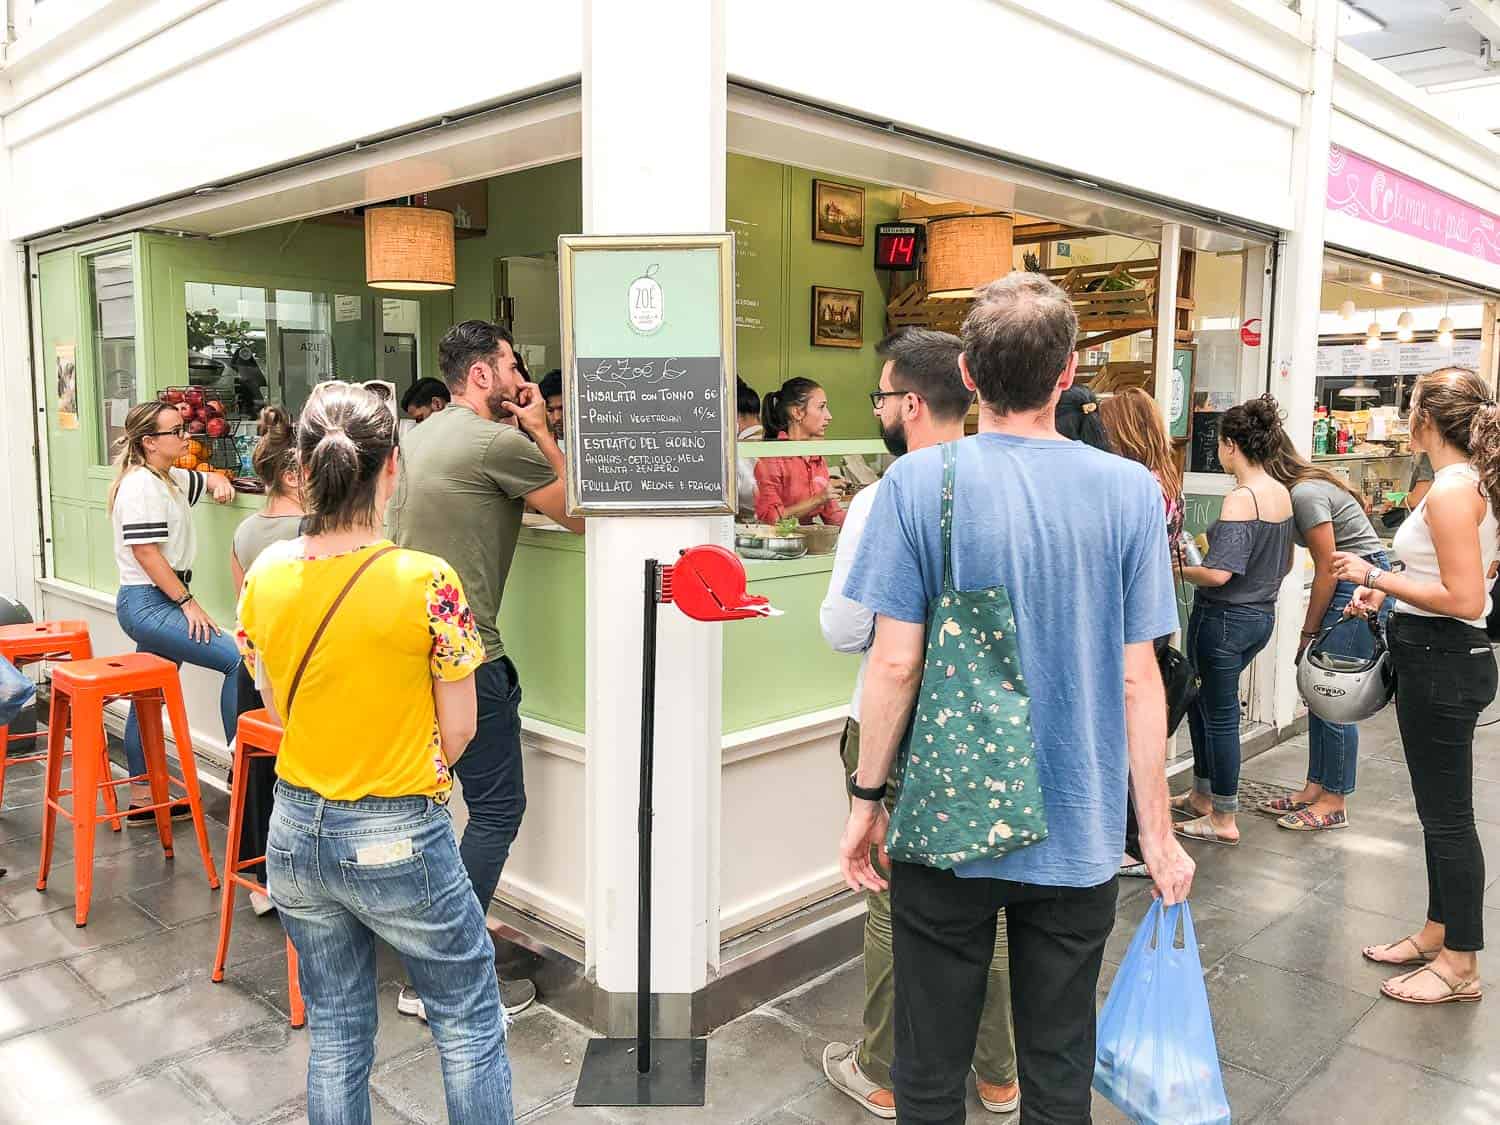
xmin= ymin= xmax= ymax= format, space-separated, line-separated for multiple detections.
xmin=284 ymin=545 xmax=396 ymax=721
xmin=940 ymin=441 xmax=958 ymax=589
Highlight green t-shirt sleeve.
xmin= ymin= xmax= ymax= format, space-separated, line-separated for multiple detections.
xmin=482 ymin=428 xmax=558 ymax=499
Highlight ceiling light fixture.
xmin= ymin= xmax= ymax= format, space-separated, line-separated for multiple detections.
xmin=1342 ymin=375 xmax=1382 ymax=398
xmin=1369 ymin=271 xmax=1384 ymax=286
xmin=1340 ymin=299 xmax=1358 ymax=321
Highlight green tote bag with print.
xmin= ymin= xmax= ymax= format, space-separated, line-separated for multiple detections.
xmin=886 ymin=441 xmax=1048 ymax=869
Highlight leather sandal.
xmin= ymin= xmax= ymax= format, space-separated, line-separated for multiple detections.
xmin=1362 ymin=936 xmax=1441 ymax=967
xmin=1173 ymin=815 xmax=1239 ymax=846
xmin=1380 ymin=963 xmax=1482 ymax=1005
xmin=1170 ymin=792 xmax=1205 ymax=818
xmin=1259 ymin=795 xmax=1310 ymax=816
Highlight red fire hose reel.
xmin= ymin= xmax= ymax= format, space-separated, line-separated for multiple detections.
xmin=659 ymin=544 xmax=777 ymax=621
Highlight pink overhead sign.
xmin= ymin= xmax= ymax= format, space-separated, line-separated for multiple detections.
xmin=1327 ymin=146 xmax=1500 ymax=266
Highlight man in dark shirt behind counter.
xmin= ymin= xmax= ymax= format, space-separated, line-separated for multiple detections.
xmin=387 ymin=320 xmax=581 ymax=1018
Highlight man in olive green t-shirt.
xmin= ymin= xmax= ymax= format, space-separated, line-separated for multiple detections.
xmin=386 ymin=321 xmax=581 ymax=1018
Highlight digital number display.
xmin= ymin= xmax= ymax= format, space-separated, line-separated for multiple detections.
xmin=874 ymin=222 xmax=922 ymax=270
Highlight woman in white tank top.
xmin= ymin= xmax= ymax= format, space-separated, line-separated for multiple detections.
xmin=1332 ymin=367 xmax=1500 ymax=1006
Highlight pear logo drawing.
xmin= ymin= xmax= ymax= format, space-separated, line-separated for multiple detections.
xmin=628 ymin=264 xmax=665 ymax=335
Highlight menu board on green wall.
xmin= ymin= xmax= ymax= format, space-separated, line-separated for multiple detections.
xmin=559 ymin=234 xmax=736 ymax=516
xmin=727 ymin=155 xmax=786 ymax=392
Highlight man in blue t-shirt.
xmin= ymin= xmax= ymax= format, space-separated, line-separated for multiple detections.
xmin=840 ymin=272 xmax=1195 ymax=1125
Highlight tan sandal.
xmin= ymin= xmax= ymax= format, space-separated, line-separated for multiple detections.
xmin=1170 ymin=792 xmax=1206 ymax=818
xmin=1362 ymin=936 xmax=1440 ymax=968
xmin=1380 ymin=963 xmax=1482 ymax=1005
xmin=1173 ymin=815 xmax=1239 ymax=846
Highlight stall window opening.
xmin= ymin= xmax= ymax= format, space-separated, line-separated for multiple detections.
xmin=89 ymin=249 xmax=138 ymax=463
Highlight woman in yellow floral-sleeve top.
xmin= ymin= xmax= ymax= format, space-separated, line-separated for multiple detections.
xmin=236 ymin=382 xmax=513 ymax=1124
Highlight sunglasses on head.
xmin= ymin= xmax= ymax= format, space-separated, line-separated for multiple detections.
xmin=149 ymin=425 xmax=186 ymax=438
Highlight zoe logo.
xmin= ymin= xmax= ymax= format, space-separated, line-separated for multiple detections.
xmin=628 ymin=264 xmax=664 ymax=335
xmin=1312 ymin=684 xmax=1346 ymax=698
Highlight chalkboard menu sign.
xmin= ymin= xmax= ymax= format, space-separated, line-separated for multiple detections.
xmin=558 ymin=235 xmax=736 ymax=516
xmin=1190 ymin=411 xmax=1224 ymax=474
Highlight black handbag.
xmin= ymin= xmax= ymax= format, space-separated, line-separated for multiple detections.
xmin=1158 ymin=642 xmax=1199 ymax=736
xmin=1159 ymin=545 xmax=1200 ymax=735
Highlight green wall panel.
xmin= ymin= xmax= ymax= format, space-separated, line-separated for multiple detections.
xmin=454 ymin=161 xmax=584 ymax=326
xmin=725 ymin=561 xmax=859 ymax=733
xmin=727 ymin=154 xmax=787 ymax=395
xmin=50 ymin=500 xmax=91 ymax=586
xmin=497 ymin=532 xmax=586 ymax=731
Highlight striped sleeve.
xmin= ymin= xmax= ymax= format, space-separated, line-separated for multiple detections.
xmin=115 ymin=470 xmax=171 ymax=545
xmin=170 ymin=467 xmax=206 ymax=506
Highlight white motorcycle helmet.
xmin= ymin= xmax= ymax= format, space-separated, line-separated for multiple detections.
xmin=1297 ymin=614 xmax=1394 ymax=724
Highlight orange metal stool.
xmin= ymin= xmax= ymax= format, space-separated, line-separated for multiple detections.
xmin=0 ymin=620 xmax=99 ymax=814
xmin=212 ymin=708 xmax=304 ymax=1028
xmin=36 ymin=652 xmax=220 ymax=926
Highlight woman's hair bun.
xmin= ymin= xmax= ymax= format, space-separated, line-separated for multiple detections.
xmin=1218 ymin=393 xmax=1284 ymax=463
xmin=258 ymin=404 xmax=292 ymax=439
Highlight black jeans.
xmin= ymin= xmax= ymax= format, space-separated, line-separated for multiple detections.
xmin=1390 ymin=614 xmax=1497 ymax=952
xmin=452 ymin=657 xmax=526 ymax=911
xmin=890 ymin=862 xmax=1118 ymax=1124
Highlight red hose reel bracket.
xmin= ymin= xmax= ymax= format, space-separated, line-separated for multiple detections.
xmin=659 ymin=544 xmax=779 ymax=622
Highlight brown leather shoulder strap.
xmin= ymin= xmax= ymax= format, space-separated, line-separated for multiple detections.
xmin=284 ymin=545 xmax=397 ymax=721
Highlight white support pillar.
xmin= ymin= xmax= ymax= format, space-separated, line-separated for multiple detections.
xmin=1264 ymin=0 xmax=1338 ymax=730
xmin=0 ymin=124 xmax=42 ymax=616
xmin=1153 ymin=224 xmax=1182 ymax=431
xmin=581 ymin=0 xmax=728 ymax=1035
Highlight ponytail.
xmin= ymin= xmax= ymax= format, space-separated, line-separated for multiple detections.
xmin=1471 ymin=400 xmax=1500 ymax=523
xmin=252 ymin=405 xmax=297 ymax=498
xmin=761 ymin=377 xmax=820 ymax=439
xmin=297 ymin=382 xmax=396 ymax=535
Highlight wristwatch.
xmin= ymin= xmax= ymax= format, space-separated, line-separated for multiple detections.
xmin=1366 ymin=565 xmax=1384 ymax=590
xmin=847 ymin=772 xmax=888 ymax=803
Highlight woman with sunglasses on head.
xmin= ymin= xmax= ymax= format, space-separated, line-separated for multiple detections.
xmin=1333 ymin=367 xmax=1500 ymax=1006
xmin=109 ymin=400 xmax=238 ymax=820
xmin=238 ymin=381 xmax=511 ymax=1122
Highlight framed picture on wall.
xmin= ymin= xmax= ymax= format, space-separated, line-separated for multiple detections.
xmin=811 ymin=285 xmax=863 ymax=349
xmin=812 ymin=180 xmax=865 ymax=246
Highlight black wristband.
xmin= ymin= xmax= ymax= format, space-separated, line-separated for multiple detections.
xmin=174 ymin=591 xmax=194 ymax=607
xmin=847 ymin=772 xmax=888 ymax=803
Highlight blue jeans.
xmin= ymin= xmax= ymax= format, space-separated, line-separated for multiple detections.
xmin=115 ymin=584 xmax=241 ymax=777
xmin=268 ymin=782 xmax=513 ymax=1125
xmin=452 ymin=657 xmax=525 ymax=910
xmin=1187 ymin=602 xmax=1276 ymax=813
xmin=1306 ymin=551 xmax=1391 ymax=796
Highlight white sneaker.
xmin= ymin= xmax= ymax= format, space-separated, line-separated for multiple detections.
xmin=249 ymin=890 xmax=275 ymax=917
xmin=396 ymin=985 xmax=427 ymax=1022
xmin=822 ymin=1040 xmax=896 ymax=1119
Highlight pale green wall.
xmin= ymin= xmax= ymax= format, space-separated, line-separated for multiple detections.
xmin=728 ymin=155 xmax=903 ymax=439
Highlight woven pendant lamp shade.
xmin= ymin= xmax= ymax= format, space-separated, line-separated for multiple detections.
xmin=926 ymin=214 xmax=1013 ymax=298
xmin=365 ymin=206 xmax=456 ymax=291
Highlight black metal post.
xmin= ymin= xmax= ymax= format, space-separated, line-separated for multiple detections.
xmin=572 ymin=555 xmax=706 ymax=1108
xmin=637 ymin=558 xmax=659 ymax=1075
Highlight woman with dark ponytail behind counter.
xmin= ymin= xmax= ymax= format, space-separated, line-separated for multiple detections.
xmin=1334 ymin=367 xmax=1500 ymax=1007
xmin=754 ymin=376 xmax=847 ymax=527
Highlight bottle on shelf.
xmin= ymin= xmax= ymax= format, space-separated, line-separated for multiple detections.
xmin=1336 ymin=421 xmax=1351 ymax=454
xmin=1313 ymin=407 xmax=1330 ymax=455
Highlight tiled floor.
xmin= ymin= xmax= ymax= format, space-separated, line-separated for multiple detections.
xmin=3 ymin=709 xmax=1498 ymax=1123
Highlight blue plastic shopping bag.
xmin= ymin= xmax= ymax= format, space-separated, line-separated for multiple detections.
xmin=1094 ymin=900 xmax=1230 ymax=1125
xmin=0 ymin=654 xmax=35 ymax=728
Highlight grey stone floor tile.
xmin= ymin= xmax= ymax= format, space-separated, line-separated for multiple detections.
xmin=2 ymin=820 xmax=218 ymax=921
xmin=177 ymin=1018 xmax=313 ymax=1123
xmin=68 ymin=909 xmax=287 ymax=1005
xmin=1236 ymin=899 xmax=1424 ymax=998
xmin=26 ymin=1070 xmax=236 ymax=1125
xmin=1202 ymin=955 xmax=1374 ymax=1086
xmin=0 ymin=977 xmax=277 ymax=1114
xmin=1345 ymin=982 xmax=1500 ymax=1088
xmin=0 ymin=962 xmax=104 ymax=1042
xmin=270 ymin=1093 xmax=414 ymax=1125
xmin=1275 ymin=1043 xmax=1485 ymax=1124
xmin=0 ymin=894 xmax=163 ymax=975
xmin=1169 ymin=842 xmax=1321 ymax=920
xmin=526 ymin=1103 xmax=627 ymax=1124
xmin=128 ymin=867 xmax=252 ymax=927
xmin=1102 ymin=895 xmax=1267 ymax=971
xmin=1319 ymin=857 xmax=1437 ymax=920
xmin=0 ymin=800 xmax=48 ymax=843
xmin=597 ymin=1013 xmax=825 ymax=1125
xmin=781 ymin=1075 xmax=1000 ymax=1123
xmin=765 ymin=959 xmax=864 ymax=1044
xmin=752 ymin=1112 xmax=816 ymax=1125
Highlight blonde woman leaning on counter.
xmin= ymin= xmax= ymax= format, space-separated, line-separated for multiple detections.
xmin=108 ymin=400 xmax=237 ymax=819
xmin=1334 ymin=367 xmax=1500 ymax=1007
xmin=818 ymin=330 xmax=1019 ymax=1119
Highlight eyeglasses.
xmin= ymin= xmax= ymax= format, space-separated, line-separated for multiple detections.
xmin=869 ymin=389 xmax=921 ymax=409
xmin=149 ymin=426 xmax=186 ymax=438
